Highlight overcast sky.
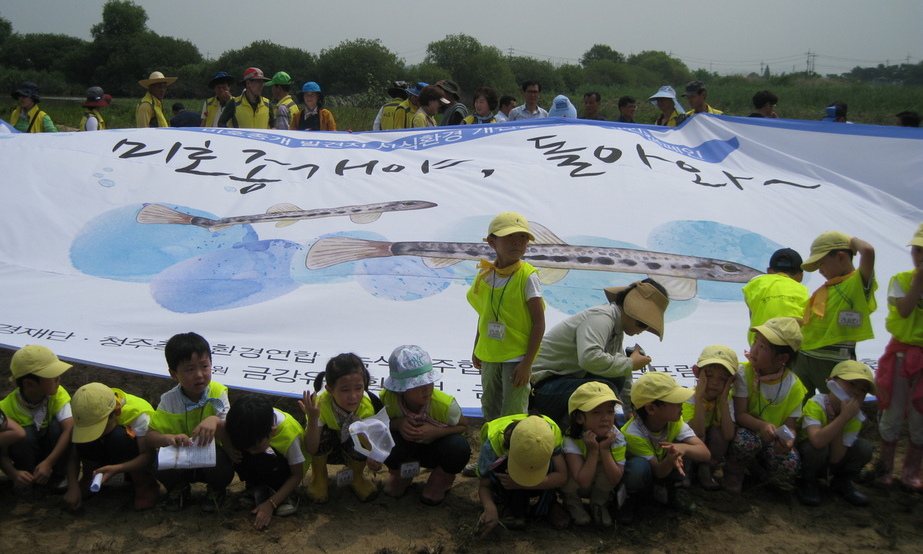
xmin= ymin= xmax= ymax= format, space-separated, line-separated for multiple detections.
xmin=2 ymin=0 xmax=921 ymax=76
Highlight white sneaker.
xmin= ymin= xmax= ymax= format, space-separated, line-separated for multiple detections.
xmin=274 ymin=496 xmax=298 ymax=517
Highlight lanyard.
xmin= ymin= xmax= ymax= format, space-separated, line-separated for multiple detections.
xmin=488 ymin=272 xmax=513 ymax=322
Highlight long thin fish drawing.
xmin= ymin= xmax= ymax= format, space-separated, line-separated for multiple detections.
xmin=305 ymin=222 xmax=762 ymax=300
xmin=136 ymin=200 xmax=438 ymax=231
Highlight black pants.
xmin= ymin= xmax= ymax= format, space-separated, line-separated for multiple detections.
xmin=384 ymin=432 xmax=470 ymax=474
xmin=7 ymin=418 xmax=66 ymax=476
xmin=530 ymin=376 xmax=626 ymax=429
xmin=156 ymin=445 xmax=235 ymax=491
xmin=799 ymin=438 xmax=873 ymax=482
xmin=76 ymin=425 xmax=139 ymax=468
xmin=235 ymin=449 xmax=291 ymax=490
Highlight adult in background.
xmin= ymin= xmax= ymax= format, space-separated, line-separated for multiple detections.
xmin=374 ymin=81 xmax=409 ymax=131
xmin=508 ymin=81 xmax=548 ymax=121
xmin=749 ymin=90 xmax=778 ymax=118
xmin=135 ymin=71 xmax=176 ymax=128
xmin=79 ymin=86 xmax=112 ymax=131
xmin=169 ymin=103 xmax=201 ymax=127
xmin=9 ymin=82 xmax=56 ymax=133
xmin=462 ymin=86 xmax=499 ymax=124
xmin=617 ymin=96 xmax=637 ymax=123
xmin=390 ymin=82 xmax=425 ymax=130
xmin=683 ymin=80 xmax=723 ymax=116
xmin=411 ymin=86 xmax=448 ymax=128
xmin=200 ymin=71 xmax=234 ymax=127
xmin=434 ymin=80 xmax=468 ymax=126
xmin=295 ymin=82 xmax=336 ymax=131
xmin=648 ymin=85 xmax=685 ymax=127
xmin=495 ymin=95 xmax=517 ymax=122
xmin=266 ymin=71 xmax=299 ymax=130
xmin=217 ymin=67 xmax=273 ymax=129
xmin=530 ymin=279 xmax=670 ymax=428
xmin=582 ymin=92 xmax=605 ymax=121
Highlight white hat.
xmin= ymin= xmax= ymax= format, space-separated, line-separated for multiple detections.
xmin=383 ymin=345 xmax=440 ymax=392
xmin=648 ymin=85 xmax=685 ymax=115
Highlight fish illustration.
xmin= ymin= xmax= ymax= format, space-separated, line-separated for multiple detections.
xmin=305 ymin=222 xmax=762 ymax=300
xmin=136 ymin=200 xmax=438 ymax=231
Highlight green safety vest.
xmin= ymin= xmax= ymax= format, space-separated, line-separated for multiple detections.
xmin=0 ymin=386 xmax=71 ymax=429
xmin=467 ymin=262 xmax=540 ymax=363
xmin=480 ymin=413 xmax=563 ymax=457
xmin=742 ymin=273 xmax=808 ymax=344
xmin=885 ymin=270 xmax=923 ymax=346
xmin=317 ymin=391 xmax=376 ymax=431
xmin=275 ymin=95 xmax=300 ymax=129
xmin=380 ymin=388 xmax=454 ymax=423
xmin=150 ymin=381 xmax=227 ymax=435
xmin=801 ymin=271 xmax=877 ymax=351
xmin=742 ymin=363 xmax=806 ymax=427
xmin=113 ymin=388 xmax=154 ymax=427
xmin=269 ymin=409 xmax=308 ymax=469
xmin=227 ymin=93 xmax=272 ymax=129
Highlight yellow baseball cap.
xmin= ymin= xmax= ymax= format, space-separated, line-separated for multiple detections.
xmin=10 ymin=344 xmax=71 ymax=380
xmin=568 ymin=381 xmax=621 ymax=415
xmin=603 ymin=281 xmax=670 ymax=340
xmin=909 ymin=223 xmax=923 ymax=248
xmin=631 ymin=372 xmax=693 ymax=409
xmin=696 ymin=345 xmax=739 ymax=376
xmin=508 ymin=416 xmax=554 ymax=487
xmin=71 ymin=383 xmax=117 ymax=443
xmin=830 ymin=360 xmax=876 ymax=394
xmin=801 ymin=231 xmax=852 ymax=272
xmin=485 ymin=211 xmax=535 ymax=240
xmin=751 ymin=317 xmax=802 ymax=351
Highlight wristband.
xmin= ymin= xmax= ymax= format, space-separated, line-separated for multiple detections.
xmin=269 ymin=498 xmax=278 ymax=509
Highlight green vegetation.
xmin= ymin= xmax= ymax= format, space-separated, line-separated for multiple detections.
xmin=2 ymin=1 xmax=920 ymax=129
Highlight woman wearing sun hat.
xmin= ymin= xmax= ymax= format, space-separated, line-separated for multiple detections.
xmin=531 ymin=278 xmax=670 ymax=427
xmin=9 ymin=81 xmax=56 ymax=132
xmin=135 ymin=70 xmax=177 ymax=127
xmin=79 ymin=87 xmax=113 ymax=131
xmin=649 ymin=85 xmax=686 ymax=127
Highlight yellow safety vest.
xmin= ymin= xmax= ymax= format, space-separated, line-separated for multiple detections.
xmin=79 ymin=109 xmax=107 ymax=131
xmin=378 ymin=99 xmax=403 ymax=130
xmin=269 ymin=409 xmax=308 ymax=469
xmin=801 ymin=271 xmax=877 ymax=351
xmin=885 ymin=270 xmax=923 ymax=345
xmin=742 ymin=363 xmax=806 ymax=427
xmin=389 ymin=98 xmax=417 ymax=130
xmin=0 ymin=386 xmax=71 ymax=429
xmin=481 ymin=413 xmax=563 ymax=456
xmin=113 ymin=388 xmax=154 ymax=426
xmin=467 ymin=262 xmax=540 ymax=363
xmin=227 ymin=93 xmax=272 ymax=129
xmin=275 ymin=95 xmax=300 ymax=129
xmin=150 ymin=381 xmax=228 ymax=435
xmin=317 ymin=391 xmax=375 ymax=431
xmin=136 ymin=92 xmax=168 ymax=128
xmin=9 ymin=104 xmax=50 ymax=133
xmin=743 ymin=273 xmax=809 ymax=345
xmin=380 ymin=389 xmax=455 ymax=422
xmin=202 ymin=97 xmax=226 ymax=127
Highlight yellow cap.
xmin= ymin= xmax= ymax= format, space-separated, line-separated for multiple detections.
xmin=603 ymin=281 xmax=670 ymax=340
xmin=568 ymin=381 xmax=621 ymax=415
xmin=71 ymin=383 xmax=117 ymax=444
xmin=485 ymin=211 xmax=535 ymax=241
xmin=631 ymin=372 xmax=693 ymax=409
xmin=751 ymin=317 xmax=802 ymax=352
xmin=508 ymin=416 xmax=554 ymax=487
xmin=801 ymin=231 xmax=852 ymax=272
xmin=10 ymin=344 xmax=71 ymax=380
xmin=908 ymin=223 xmax=923 ymax=248
xmin=830 ymin=360 xmax=876 ymax=394
xmin=696 ymin=345 xmax=739 ymax=376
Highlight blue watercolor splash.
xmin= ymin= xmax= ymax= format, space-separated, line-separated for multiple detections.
xmin=70 ymin=204 xmax=257 ymax=282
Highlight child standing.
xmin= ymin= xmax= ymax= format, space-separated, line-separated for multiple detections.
xmin=0 ymin=345 xmax=73 ymax=494
xmin=683 ymin=345 xmax=738 ymax=490
xmin=742 ymin=247 xmax=809 ymax=345
xmin=467 ymin=211 xmax=545 ymax=420
xmin=299 ymin=353 xmax=382 ymax=503
xmin=225 ymin=395 xmax=305 ymax=529
xmin=561 ymin=382 xmax=626 ymax=528
xmin=380 ymin=345 xmax=470 ymax=504
xmin=146 ymin=332 xmax=235 ymax=512
xmin=873 ymin=223 xmax=923 ymax=491
xmin=621 ymin=372 xmax=709 ymax=515
xmin=725 ymin=317 xmax=806 ymax=493
xmin=796 ymin=231 xmax=876 ymax=397
xmin=476 ymin=414 xmax=568 ymax=535
xmin=797 ymin=360 xmax=874 ymax=507
xmin=64 ymin=382 xmax=159 ymax=511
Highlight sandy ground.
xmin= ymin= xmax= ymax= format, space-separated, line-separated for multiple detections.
xmin=1 ymin=350 xmax=921 ymax=554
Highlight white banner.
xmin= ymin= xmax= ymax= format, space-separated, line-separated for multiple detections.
xmin=1 ymin=116 xmax=921 ymax=415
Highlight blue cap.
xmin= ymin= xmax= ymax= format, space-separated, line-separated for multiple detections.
xmin=301 ymin=81 xmax=321 ymax=93
xmin=208 ymin=71 xmax=234 ymax=88
xmin=405 ymin=82 xmax=428 ymax=97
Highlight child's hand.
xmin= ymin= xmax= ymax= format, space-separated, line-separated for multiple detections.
xmin=773 ymin=436 xmax=794 ymax=454
xmin=478 ymin=506 xmax=499 ymax=537
xmin=169 ymin=434 xmax=193 ymax=447
xmin=759 ymin=423 xmax=776 ymax=444
xmin=253 ymin=501 xmax=274 ymax=530
xmin=472 ymin=352 xmax=482 ymax=370
xmin=660 ymin=443 xmax=685 ymax=476
xmin=366 ymin=458 xmax=383 ymax=472
xmin=14 ymin=469 xmax=34 ymax=486
xmin=582 ymin=430 xmax=600 ymax=452
xmin=398 ymin=417 xmax=424 ymax=442
xmin=496 ymin=472 xmax=520 ymax=490
xmin=597 ymin=431 xmax=616 ymax=450
xmin=841 ymin=397 xmax=862 ymax=420
xmin=512 ymin=360 xmax=531 ymax=387
xmin=32 ymin=460 xmax=53 ymax=484
xmin=94 ymin=465 xmax=121 ymax=484
xmin=694 ymin=372 xmax=708 ymax=399
xmin=191 ymin=416 xmax=218 ymax=446
xmin=298 ymin=390 xmax=320 ymax=420
xmin=63 ymin=482 xmax=82 ymax=511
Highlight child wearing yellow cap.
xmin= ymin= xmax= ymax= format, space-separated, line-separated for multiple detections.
xmin=63 ymin=382 xmax=159 ymax=511
xmin=0 ymin=344 xmax=73 ymax=495
xmin=725 ymin=317 xmax=807 ymax=493
xmin=797 ymin=361 xmax=874 ymax=507
xmin=620 ymin=372 xmax=709 ymax=516
xmin=795 ymin=231 xmax=877 ymax=398
xmin=476 ymin=414 xmax=567 ymax=535
xmin=467 ymin=211 xmax=546 ymax=421
xmin=561 ymin=382 xmax=626 ymax=528
xmin=872 ymin=223 xmax=923 ymax=491
xmin=683 ymin=345 xmax=739 ymax=490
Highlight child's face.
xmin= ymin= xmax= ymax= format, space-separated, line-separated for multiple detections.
xmin=911 ymin=245 xmax=923 ymax=269
xmin=647 ymin=400 xmax=683 ymax=423
xmin=701 ymin=364 xmax=732 ymax=400
xmin=37 ymin=376 xmax=60 ymax=397
xmin=246 ymin=437 xmax=271 ymax=455
xmin=171 ymin=352 xmax=213 ymax=398
xmin=474 ymin=96 xmax=490 ymax=117
xmin=577 ymin=401 xmax=616 ymax=436
xmin=488 ymin=232 xmax=531 ymax=265
xmin=401 ymin=383 xmax=434 ymax=411
xmin=834 ymin=377 xmax=870 ymax=400
xmin=327 ymin=372 xmax=365 ymax=413
xmin=749 ymin=333 xmax=783 ymax=373
xmin=818 ymin=250 xmax=852 ymax=280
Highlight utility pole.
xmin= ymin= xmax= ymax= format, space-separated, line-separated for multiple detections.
xmin=805 ymin=51 xmax=816 ymax=74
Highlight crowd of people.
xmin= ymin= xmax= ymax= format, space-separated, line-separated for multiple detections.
xmin=1 ymin=210 xmax=921 ymax=534
xmin=7 ymin=70 xmax=923 ymax=133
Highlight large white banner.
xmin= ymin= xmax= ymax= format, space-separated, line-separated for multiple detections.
xmin=1 ymin=116 xmax=921 ymax=414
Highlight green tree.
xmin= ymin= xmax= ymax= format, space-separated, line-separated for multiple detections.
xmin=555 ymin=64 xmax=584 ymax=94
xmin=507 ymin=56 xmax=563 ymax=94
xmin=90 ymin=0 xmax=147 ymax=40
xmin=584 ymin=60 xmax=632 ymax=87
xmin=580 ymin=44 xmax=624 ymax=66
xmin=627 ymin=50 xmax=691 ymax=85
xmin=316 ymin=38 xmax=404 ymax=95
xmin=0 ymin=34 xmax=89 ymax=73
xmin=423 ymin=34 xmax=516 ymax=96
xmin=215 ymin=40 xmax=316 ymax=89
xmin=0 ymin=16 xmax=12 ymax=47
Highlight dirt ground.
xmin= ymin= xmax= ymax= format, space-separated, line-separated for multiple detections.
xmin=1 ymin=349 xmax=921 ymax=554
